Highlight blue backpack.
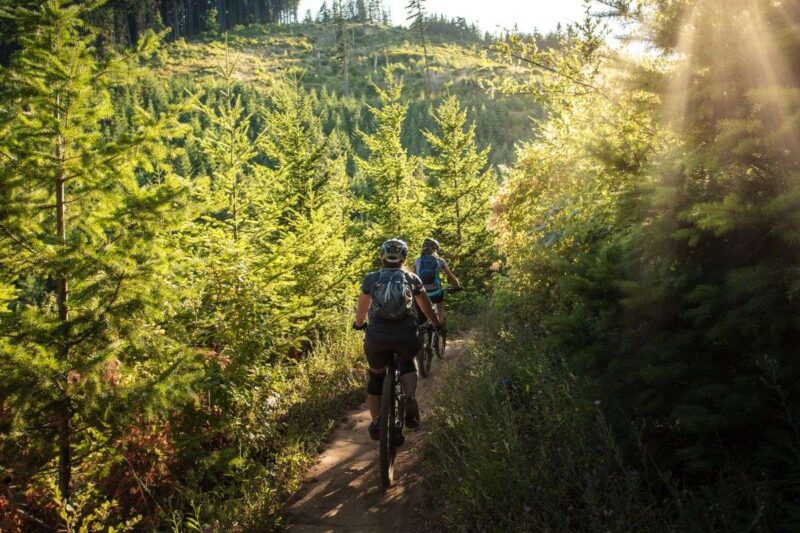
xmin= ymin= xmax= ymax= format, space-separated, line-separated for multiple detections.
xmin=417 ymin=254 xmax=440 ymax=288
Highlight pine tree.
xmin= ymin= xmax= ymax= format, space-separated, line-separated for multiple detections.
xmin=422 ymin=96 xmax=497 ymax=289
xmin=189 ymin=43 xmax=293 ymax=362
xmin=355 ymin=0 xmax=368 ymax=23
xmin=368 ymin=0 xmax=382 ymax=23
xmin=260 ymin=82 xmax=356 ymax=335
xmin=0 ymin=0 xmax=190 ymax=501
xmin=317 ymin=1 xmax=331 ymax=23
xmin=405 ymin=0 xmax=431 ymax=93
xmin=333 ymin=0 xmax=351 ymax=94
xmin=357 ymin=67 xmax=428 ymax=250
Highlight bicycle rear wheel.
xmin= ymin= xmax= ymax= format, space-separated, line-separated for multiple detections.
xmin=379 ymin=369 xmax=395 ymax=489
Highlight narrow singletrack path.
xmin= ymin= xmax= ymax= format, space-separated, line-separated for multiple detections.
xmin=285 ymin=338 xmax=467 ymax=533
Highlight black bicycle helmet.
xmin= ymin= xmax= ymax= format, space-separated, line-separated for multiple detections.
xmin=422 ymin=237 xmax=440 ymax=253
xmin=380 ymin=238 xmax=409 ymax=264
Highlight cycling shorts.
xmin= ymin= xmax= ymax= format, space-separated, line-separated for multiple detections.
xmin=428 ymin=290 xmax=444 ymax=304
xmin=364 ymin=336 xmax=420 ymax=369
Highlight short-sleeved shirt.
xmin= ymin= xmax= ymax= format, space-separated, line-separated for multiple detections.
xmin=413 ymin=255 xmax=448 ymax=293
xmin=361 ymin=268 xmax=424 ymax=344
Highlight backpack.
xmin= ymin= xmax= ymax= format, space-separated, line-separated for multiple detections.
xmin=371 ymin=269 xmax=414 ymax=320
xmin=417 ymin=254 xmax=440 ymax=287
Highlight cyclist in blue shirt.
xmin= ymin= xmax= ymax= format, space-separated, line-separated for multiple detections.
xmin=413 ymin=238 xmax=462 ymax=323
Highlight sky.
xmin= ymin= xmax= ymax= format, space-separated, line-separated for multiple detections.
xmin=297 ymin=0 xmax=590 ymax=35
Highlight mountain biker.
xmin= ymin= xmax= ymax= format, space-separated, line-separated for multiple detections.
xmin=413 ymin=238 xmax=461 ymax=324
xmin=353 ymin=238 xmax=444 ymax=440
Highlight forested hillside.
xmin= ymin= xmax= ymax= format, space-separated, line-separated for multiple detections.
xmin=2 ymin=0 xmax=799 ymax=531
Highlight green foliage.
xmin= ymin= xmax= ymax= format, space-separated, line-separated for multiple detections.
xmin=482 ymin=0 xmax=800 ymax=529
xmin=427 ymin=313 xmax=668 ymax=531
xmin=422 ymin=96 xmax=497 ymax=290
xmin=0 ymin=0 xmax=194 ymax=508
xmin=259 ymin=80 xmax=357 ymax=335
xmin=357 ymin=67 xmax=429 ymax=249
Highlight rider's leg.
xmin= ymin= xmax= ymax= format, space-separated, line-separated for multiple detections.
xmin=398 ymin=359 xmax=417 ymax=399
xmin=398 ymin=357 xmax=420 ymax=428
xmin=435 ymin=301 xmax=445 ymax=323
xmin=367 ymin=367 xmax=386 ymax=421
xmin=364 ymin=337 xmax=391 ymax=439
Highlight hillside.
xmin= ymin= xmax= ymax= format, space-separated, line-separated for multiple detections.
xmin=149 ymin=21 xmax=537 ymax=165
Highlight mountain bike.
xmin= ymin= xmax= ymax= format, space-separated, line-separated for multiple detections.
xmin=416 ymin=287 xmax=462 ymax=378
xmin=379 ymin=351 xmax=406 ymax=489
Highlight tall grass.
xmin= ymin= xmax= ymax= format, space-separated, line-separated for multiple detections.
xmin=425 ymin=309 xmax=667 ymax=531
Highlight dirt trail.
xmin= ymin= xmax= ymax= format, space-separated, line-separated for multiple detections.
xmin=285 ymin=338 xmax=467 ymax=533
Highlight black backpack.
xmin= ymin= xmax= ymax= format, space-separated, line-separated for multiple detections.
xmin=371 ymin=269 xmax=414 ymax=320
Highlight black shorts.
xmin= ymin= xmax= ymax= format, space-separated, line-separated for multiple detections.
xmin=364 ymin=336 xmax=420 ymax=369
xmin=429 ymin=291 xmax=444 ymax=304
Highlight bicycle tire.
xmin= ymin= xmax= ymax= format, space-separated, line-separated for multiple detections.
xmin=379 ymin=368 xmax=395 ymax=489
xmin=434 ymin=323 xmax=447 ymax=359
xmin=441 ymin=320 xmax=447 ymax=357
xmin=425 ymin=340 xmax=434 ymax=375
xmin=421 ymin=328 xmax=433 ymax=376
xmin=416 ymin=332 xmax=428 ymax=378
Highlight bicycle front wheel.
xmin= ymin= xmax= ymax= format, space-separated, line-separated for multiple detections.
xmin=379 ymin=369 xmax=395 ymax=489
xmin=416 ymin=333 xmax=429 ymax=378
xmin=419 ymin=329 xmax=433 ymax=377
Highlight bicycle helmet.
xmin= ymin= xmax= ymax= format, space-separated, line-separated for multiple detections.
xmin=380 ymin=238 xmax=409 ymax=265
xmin=422 ymin=237 xmax=440 ymax=253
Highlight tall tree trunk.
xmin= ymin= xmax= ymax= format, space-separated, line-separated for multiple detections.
xmin=343 ymin=51 xmax=350 ymax=95
xmin=55 ymin=93 xmax=71 ymax=502
xmin=421 ymin=33 xmax=431 ymax=94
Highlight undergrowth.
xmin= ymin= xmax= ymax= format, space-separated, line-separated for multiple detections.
xmin=426 ymin=309 xmax=667 ymax=532
xmin=167 ymin=328 xmax=365 ymax=532
xmin=425 ymin=300 xmax=796 ymax=531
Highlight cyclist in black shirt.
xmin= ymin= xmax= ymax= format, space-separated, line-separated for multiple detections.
xmin=353 ymin=239 xmax=443 ymax=439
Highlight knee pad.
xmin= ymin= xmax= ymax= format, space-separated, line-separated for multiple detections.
xmin=367 ymin=371 xmax=385 ymax=395
xmin=399 ymin=359 xmax=417 ymax=376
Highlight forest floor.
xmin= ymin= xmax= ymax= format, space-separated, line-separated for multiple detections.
xmin=285 ymin=337 xmax=469 ymax=532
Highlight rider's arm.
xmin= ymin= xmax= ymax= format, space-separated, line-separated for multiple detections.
xmin=441 ymin=262 xmax=462 ymax=289
xmin=414 ymin=291 xmax=442 ymax=328
xmin=355 ymin=293 xmax=371 ymax=327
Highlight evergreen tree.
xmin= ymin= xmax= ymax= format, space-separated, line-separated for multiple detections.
xmin=355 ymin=0 xmax=368 ymax=23
xmin=204 ymin=6 xmax=219 ymax=34
xmin=405 ymin=0 xmax=431 ymax=92
xmin=189 ymin=45 xmax=292 ymax=362
xmin=357 ymin=67 xmax=428 ymax=250
xmin=317 ymin=1 xmax=330 ymax=23
xmin=260 ymin=82 xmax=356 ymax=335
xmin=0 ymin=0 xmax=190 ymax=502
xmin=422 ymin=96 xmax=497 ymax=289
xmin=333 ymin=0 xmax=351 ymax=94
xmin=368 ymin=0 xmax=382 ymax=22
